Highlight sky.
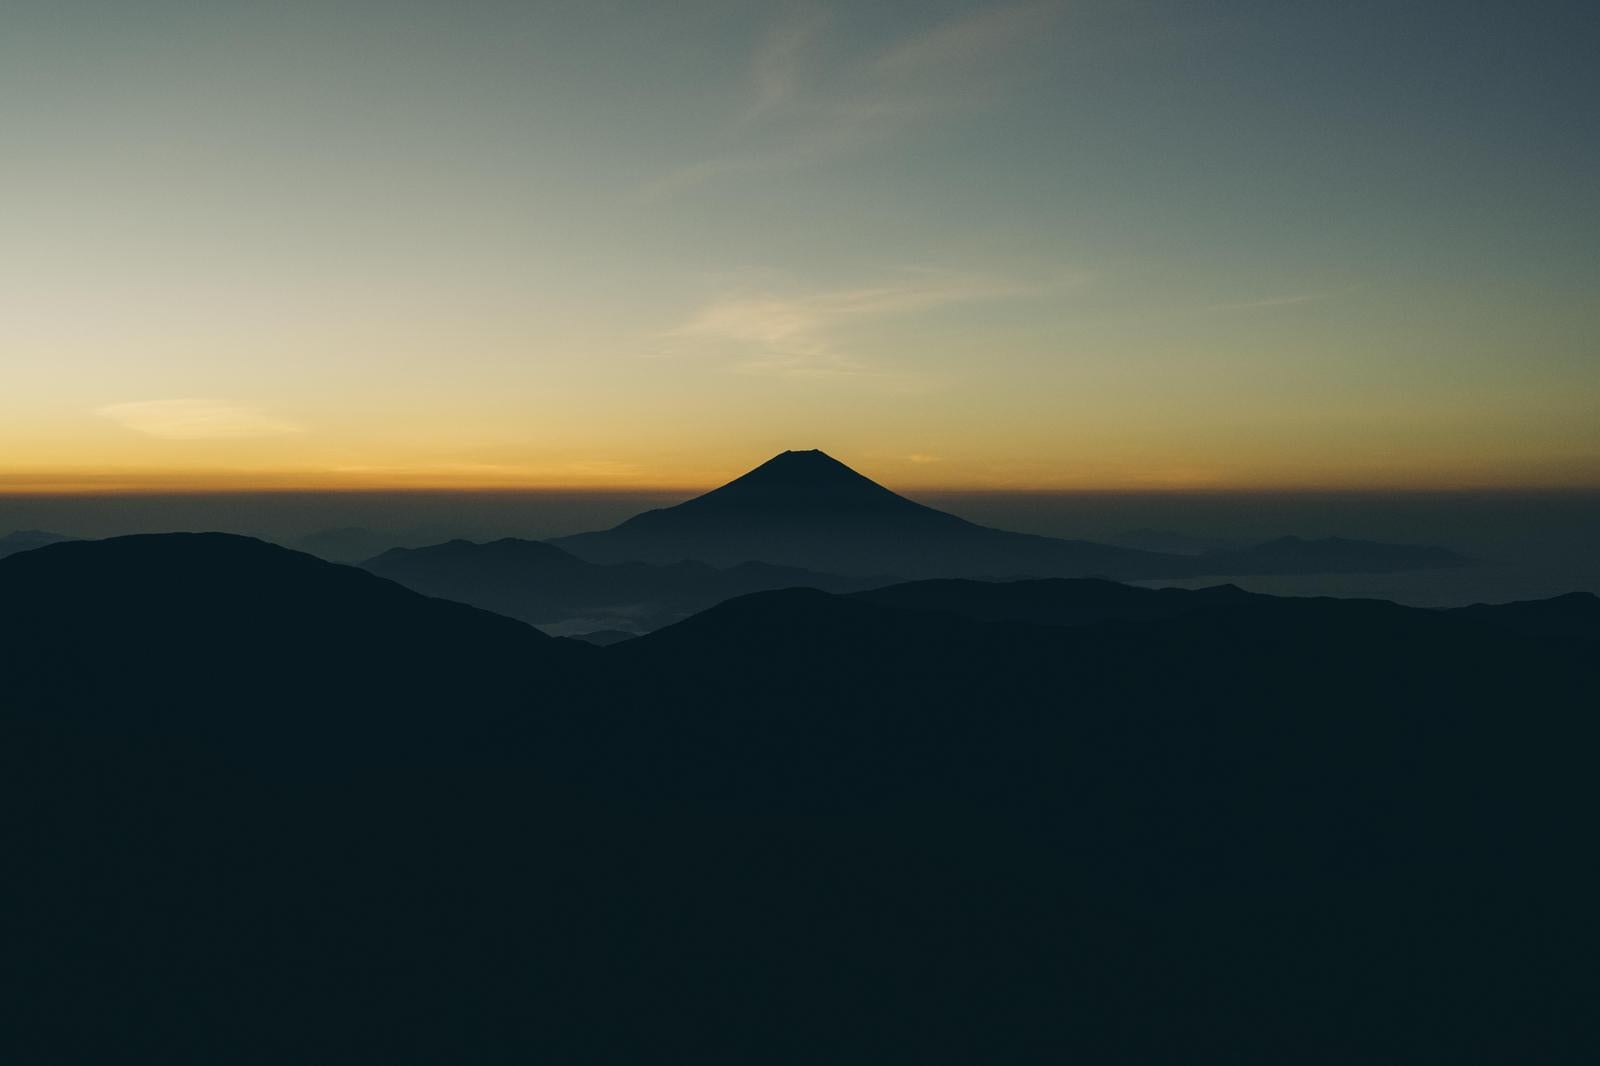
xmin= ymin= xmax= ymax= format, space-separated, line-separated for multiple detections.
xmin=3 ymin=0 xmax=1596 ymax=493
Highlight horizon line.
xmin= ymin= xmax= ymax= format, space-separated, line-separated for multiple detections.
xmin=4 ymin=479 xmax=1600 ymax=499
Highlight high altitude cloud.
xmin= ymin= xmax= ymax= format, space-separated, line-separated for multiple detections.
xmin=98 ymin=399 xmax=304 ymax=439
xmin=1207 ymin=286 xmax=1364 ymax=312
xmin=642 ymin=2 xmax=1063 ymax=199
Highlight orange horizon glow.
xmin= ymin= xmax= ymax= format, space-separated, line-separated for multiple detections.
xmin=4 ymin=455 xmax=1598 ymax=498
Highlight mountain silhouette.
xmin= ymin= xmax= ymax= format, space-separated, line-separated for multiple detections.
xmin=552 ymin=450 xmax=1199 ymax=577
xmin=0 ymin=529 xmax=77 ymax=559
xmin=552 ymin=450 xmax=1466 ymax=580
xmin=361 ymin=534 xmax=892 ymax=633
xmin=4 ymin=532 xmax=1591 ymax=1063
xmin=659 ymin=447 xmax=929 ymax=513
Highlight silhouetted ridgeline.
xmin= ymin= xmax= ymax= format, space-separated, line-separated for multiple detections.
xmin=4 ymin=533 xmax=1595 ymax=1063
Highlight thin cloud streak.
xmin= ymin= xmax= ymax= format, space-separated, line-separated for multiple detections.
xmin=868 ymin=2 xmax=1060 ymax=77
xmin=1208 ymin=286 xmax=1364 ymax=312
xmin=739 ymin=7 xmax=830 ymax=126
xmin=98 ymin=399 xmax=304 ymax=440
xmin=640 ymin=2 xmax=1063 ymax=200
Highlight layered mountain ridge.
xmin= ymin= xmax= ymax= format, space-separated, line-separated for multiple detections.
xmin=362 ymin=533 xmax=891 ymax=633
xmin=2 ymin=531 xmax=1594 ymax=1063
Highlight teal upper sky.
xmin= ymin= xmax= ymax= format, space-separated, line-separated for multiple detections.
xmin=2 ymin=1 xmax=1595 ymax=491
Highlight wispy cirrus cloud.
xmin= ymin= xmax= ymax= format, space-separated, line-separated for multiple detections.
xmin=641 ymin=2 xmax=1063 ymax=199
xmin=98 ymin=399 xmax=304 ymax=439
xmin=664 ymin=270 xmax=1042 ymax=378
xmin=738 ymin=7 xmax=831 ymax=127
xmin=868 ymin=2 xmax=1060 ymax=78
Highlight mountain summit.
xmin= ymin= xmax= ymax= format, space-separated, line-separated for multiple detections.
xmin=661 ymin=449 xmax=947 ymax=518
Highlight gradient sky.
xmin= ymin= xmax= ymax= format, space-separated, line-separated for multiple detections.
xmin=4 ymin=1 xmax=1596 ymax=492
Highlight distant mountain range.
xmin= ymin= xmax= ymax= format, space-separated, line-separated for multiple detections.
xmin=3 ymin=532 xmax=1593 ymax=1062
xmin=356 ymin=452 xmax=1468 ymax=635
xmin=363 ymin=527 xmax=1460 ymax=639
xmin=552 ymin=450 xmax=1467 ymax=580
xmin=0 ymin=529 xmax=75 ymax=559
xmin=1198 ymin=533 xmax=1463 ymax=574
xmin=1106 ymin=527 xmax=1240 ymax=554
xmin=0 ymin=453 xmax=1467 ymax=643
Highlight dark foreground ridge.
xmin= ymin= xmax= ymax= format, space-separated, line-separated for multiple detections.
xmin=3 ymin=533 xmax=1593 ymax=1063
xmin=552 ymin=449 xmax=1466 ymax=579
